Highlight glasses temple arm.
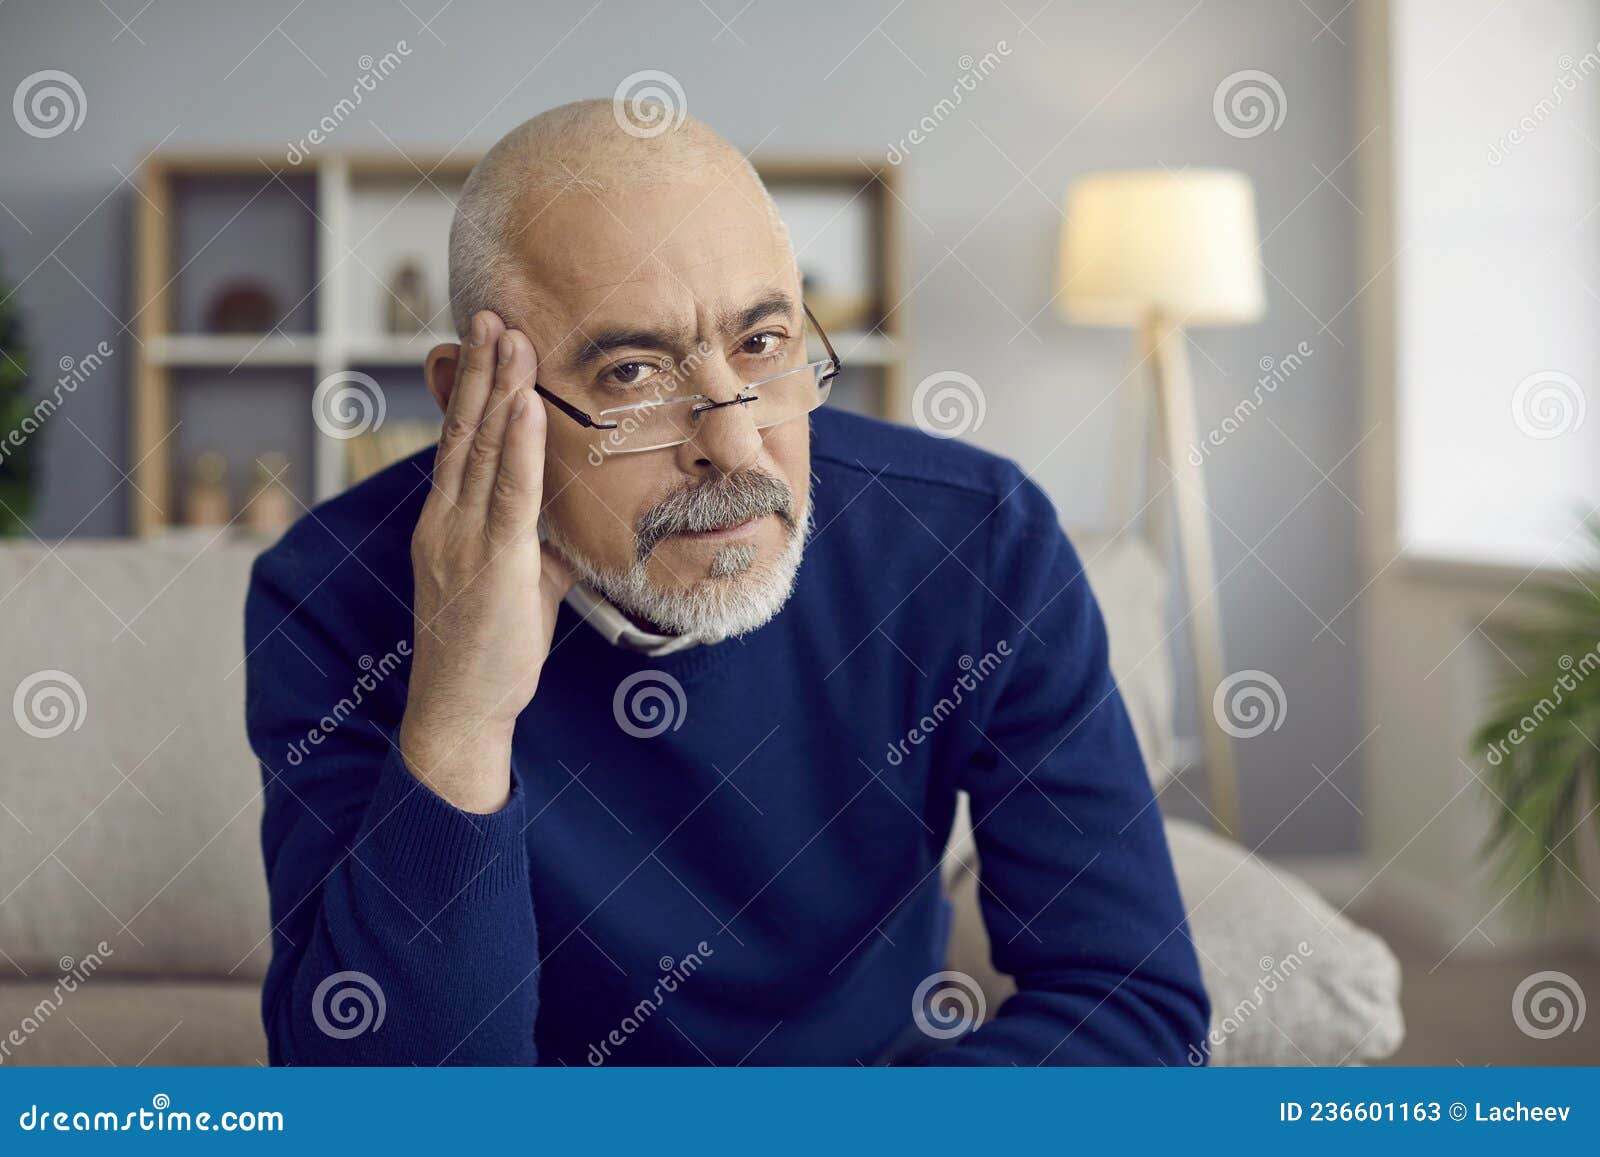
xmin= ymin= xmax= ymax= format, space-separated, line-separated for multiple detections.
xmin=533 ymin=383 xmax=605 ymax=429
xmin=803 ymin=301 xmax=844 ymax=381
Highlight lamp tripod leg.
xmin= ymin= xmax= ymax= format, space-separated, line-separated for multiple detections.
xmin=1147 ymin=316 xmax=1242 ymax=839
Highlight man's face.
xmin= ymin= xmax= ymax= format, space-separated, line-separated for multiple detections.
xmin=506 ymin=177 xmax=812 ymax=634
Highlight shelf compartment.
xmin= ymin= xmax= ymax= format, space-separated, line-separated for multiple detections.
xmin=170 ymin=172 xmax=320 ymax=336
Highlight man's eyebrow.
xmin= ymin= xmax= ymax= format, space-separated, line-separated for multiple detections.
xmin=717 ymin=291 xmax=799 ymax=336
xmin=564 ymin=291 xmax=800 ymax=373
xmin=566 ymin=322 xmax=694 ymax=373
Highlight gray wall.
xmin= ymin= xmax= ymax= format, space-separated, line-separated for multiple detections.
xmin=0 ymin=0 xmax=1362 ymax=854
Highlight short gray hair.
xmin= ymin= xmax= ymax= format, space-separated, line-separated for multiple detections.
xmin=447 ymin=98 xmax=792 ymax=337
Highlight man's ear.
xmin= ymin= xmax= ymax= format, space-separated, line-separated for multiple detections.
xmin=424 ymin=342 xmax=462 ymax=413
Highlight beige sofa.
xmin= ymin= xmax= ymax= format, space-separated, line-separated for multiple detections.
xmin=0 ymin=534 xmax=1402 ymax=1066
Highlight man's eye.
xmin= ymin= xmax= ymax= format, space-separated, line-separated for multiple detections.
xmin=743 ymin=332 xmax=784 ymax=357
xmin=606 ymin=362 xmax=658 ymax=387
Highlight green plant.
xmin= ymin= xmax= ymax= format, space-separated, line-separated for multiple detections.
xmin=0 ymin=258 xmax=33 ymax=533
xmin=1472 ymin=524 xmax=1600 ymax=914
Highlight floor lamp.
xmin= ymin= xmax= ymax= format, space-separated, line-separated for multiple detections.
xmin=1057 ymin=169 xmax=1266 ymax=839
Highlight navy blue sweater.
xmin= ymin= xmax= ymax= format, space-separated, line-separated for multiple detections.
xmin=244 ymin=407 xmax=1209 ymax=1066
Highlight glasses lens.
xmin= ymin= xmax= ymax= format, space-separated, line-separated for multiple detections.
xmin=747 ymin=363 xmax=828 ymax=430
xmin=593 ymin=392 xmax=700 ymax=456
xmin=590 ymin=360 xmax=833 ymax=458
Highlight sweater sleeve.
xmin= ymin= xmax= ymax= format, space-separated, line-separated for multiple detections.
xmin=244 ymin=540 xmax=540 ymax=1065
xmin=924 ymin=471 xmax=1211 ymax=1066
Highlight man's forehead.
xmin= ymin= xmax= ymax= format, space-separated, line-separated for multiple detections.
xmin=514 ymin=181 xmax=783 ymax=294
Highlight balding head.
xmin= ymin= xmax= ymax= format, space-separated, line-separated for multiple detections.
xmin=448 ymin=98 xmax=792 ymax=337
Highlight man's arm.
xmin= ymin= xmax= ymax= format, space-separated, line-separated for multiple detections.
xmin=927 ymin=471 xmax=1210 ymax=1066
xmin=245 ymin=313 xmax=570 ymax=1065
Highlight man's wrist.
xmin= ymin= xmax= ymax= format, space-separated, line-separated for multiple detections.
xmin=398 ymin=702 xmax=517 ymax=814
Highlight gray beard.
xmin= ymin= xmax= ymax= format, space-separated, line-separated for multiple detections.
xmin=541 ymin=477 xmax=812 ymax=643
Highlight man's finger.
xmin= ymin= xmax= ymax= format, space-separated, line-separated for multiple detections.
xmin=463 ymin=328 xmax=535 ymax=514
xmin=432 ymin=310 xmax=504 ymax=504
xmin=485 ymin=382 xmax=548 ymax=545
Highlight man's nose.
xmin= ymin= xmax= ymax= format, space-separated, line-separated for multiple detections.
xmin=674 ymin=367 xmax=765 ymax=474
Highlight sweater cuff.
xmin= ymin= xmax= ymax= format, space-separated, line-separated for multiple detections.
xmin=357 ymin=742 xmax=531 ymax=905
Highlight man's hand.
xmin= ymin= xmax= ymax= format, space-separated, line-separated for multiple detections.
xmin=399 ymin=310 xmax=575 ymax=813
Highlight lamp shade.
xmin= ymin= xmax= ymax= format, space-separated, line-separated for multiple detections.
xmin=1058 ymin=169 xmax=1265 ymax=327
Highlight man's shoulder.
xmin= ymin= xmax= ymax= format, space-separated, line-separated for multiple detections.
xmin=810 ymin=407 xmax=1057 ymax=533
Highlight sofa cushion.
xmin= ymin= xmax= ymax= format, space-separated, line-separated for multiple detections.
xmin=0 ymin=980 xmax=264 ymax=1066
xmin=943 ymin=816 xmax=1405 ymax=1066
xmin=0 ymin=540 xmax=272 ymax=980
xmin=1072 ymin=532 xmax=1175 ymax=786
xmin=1165 ymin=818 xmax=1404 ymax=1065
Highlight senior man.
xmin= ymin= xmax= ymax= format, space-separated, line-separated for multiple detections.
xmin=244 ymin=99 xmax=1208 ymax=1066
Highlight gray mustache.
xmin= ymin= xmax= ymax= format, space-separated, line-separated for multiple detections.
xmin=635 ymin=470 xmax=795 ymax=561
